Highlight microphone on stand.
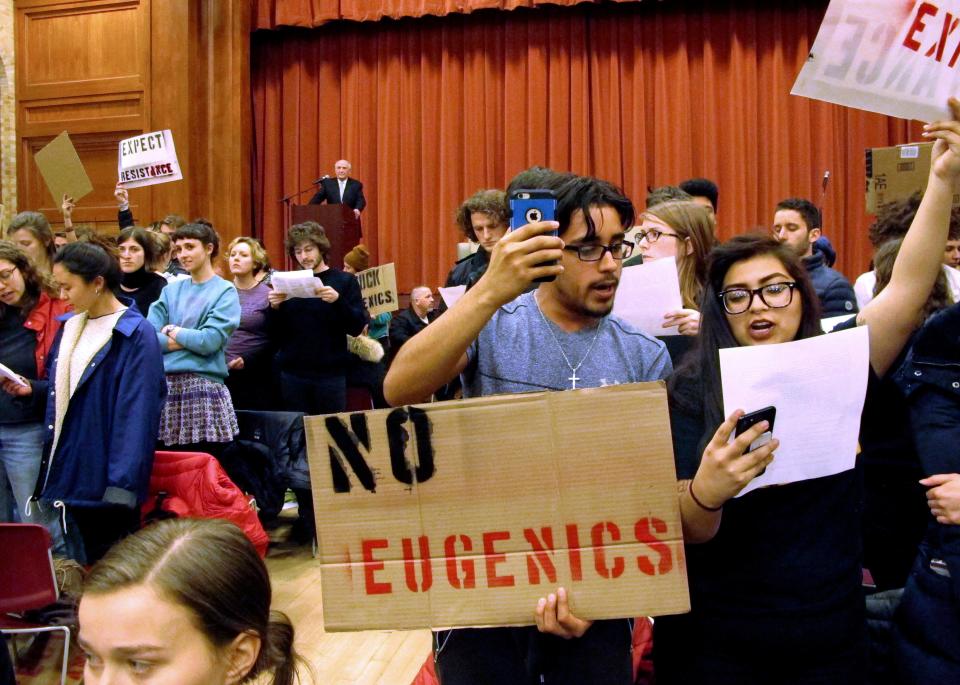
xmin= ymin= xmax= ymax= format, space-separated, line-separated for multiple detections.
xmin=312 ymin=175 xmax=330 ymax=184
xmin=821 ymin=170 xmax=831 ymax=193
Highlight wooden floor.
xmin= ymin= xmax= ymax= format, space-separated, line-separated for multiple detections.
xmin=13 ymin=516 xmax=433 ymax=685
xmin=264 ymin=531 xmax=433 ymax=685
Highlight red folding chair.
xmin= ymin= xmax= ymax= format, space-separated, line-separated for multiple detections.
xmin=0 ymin=523 xmax=71 ymax=684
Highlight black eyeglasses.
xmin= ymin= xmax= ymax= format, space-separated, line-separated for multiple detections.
xmin=718 ymin=282 xmax=797 ymax=315
xmin=636 ymin=229 xmax=681 ymax=244
xmin=562 ymin=240 xmax=634 ymax=262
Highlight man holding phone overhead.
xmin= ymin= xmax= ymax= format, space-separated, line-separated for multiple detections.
xmin=385 ymin=171 xmax=671 ymax=684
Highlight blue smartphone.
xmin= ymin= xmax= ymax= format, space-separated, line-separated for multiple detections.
xmin=509 ymin=189 xmax=557 ymax=232
xmin=509 ymin=189 xmax=558 ymax=282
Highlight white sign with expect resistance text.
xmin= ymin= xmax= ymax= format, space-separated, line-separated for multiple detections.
xmin=792 ymin=0 xmax=960 ymax=122
xmin=117 ymin=130 xmax=183 ymax=188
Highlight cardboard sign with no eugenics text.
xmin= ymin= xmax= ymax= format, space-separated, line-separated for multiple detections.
xmin=305 ymin=381 xmax=690 ymax=632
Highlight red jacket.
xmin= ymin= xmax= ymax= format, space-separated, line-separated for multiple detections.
xmin=23 ymin=292 xmax=70 ymax=377
xmin=142 ymin=451 xmax=269 ymax=557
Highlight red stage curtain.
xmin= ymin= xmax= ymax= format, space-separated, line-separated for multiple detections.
xmin=253 ymin=0 xmax=638 ymax=29
xmin=252 ymin=1 xmax=923 ymax=293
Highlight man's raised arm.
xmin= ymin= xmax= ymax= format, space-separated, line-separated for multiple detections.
xmin=384 ymin=221 xmax=563 ymax=405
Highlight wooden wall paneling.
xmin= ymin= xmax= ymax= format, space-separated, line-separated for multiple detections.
xmin=16 ymin=0 xmax=147 ymax=101
xmin=147 ymin=0 xmax=190 ymax=223
xmin=149 ymin=0 xmax=251 ymax=250
xmin=191 ymin=0 xmax=251 ymax=250
xmin=15 ymin=0 xmax=151 ymax=230
xmin=16 ymin=0 xmax=251 ymax=244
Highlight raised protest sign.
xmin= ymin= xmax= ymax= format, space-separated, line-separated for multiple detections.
xmin=305 ymin=382 xmax=689 ymax=631
xmin=355 ymin=263 xmax=399 ymax=317
xmin=792 ymin=0 xmax=960 ymax=122
xmin=117 ymin=130 xmax=182 ymax=188
xmin=33 ymin=132 xmax=93 ymax=205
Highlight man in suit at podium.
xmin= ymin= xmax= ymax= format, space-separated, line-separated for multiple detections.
xmin=309 ymin=159 xmax=366 ymax=218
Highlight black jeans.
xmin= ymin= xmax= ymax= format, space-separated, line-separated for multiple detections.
xmin=280 ymin=372 xmax=346 ymax=542
xmin=434 ymin=620 xmax=633 ymax=685
xmin=654 ymin=607 xmax=866 ymax=685
xmin=71 ymin=505 xmax=141 ymax=564
xmin=280 ymin=372 xmax=346 ymax=416
xmin=893 ymin=545 xmax=960 ymax=683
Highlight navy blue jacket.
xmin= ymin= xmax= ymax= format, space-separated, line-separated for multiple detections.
xmin=30 ymin=305 xmax=166 ymax=509
xmin=892 ymin=303 xmax=960 ymax=675
xmin=803 ymin=249 xmax=858 ymax=318
xmin=895 ymin=303 xmax=960 ymax=593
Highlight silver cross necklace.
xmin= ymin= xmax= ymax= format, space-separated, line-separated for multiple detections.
xmin=534 ymin=293 xmax=604 ymax=389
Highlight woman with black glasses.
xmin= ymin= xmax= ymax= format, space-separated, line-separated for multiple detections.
xmin=653 ymin=100 xmax=960 ymax=684
xmin=632 ymin=200 xmax=717 ymax=336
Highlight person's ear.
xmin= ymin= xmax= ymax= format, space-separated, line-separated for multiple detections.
xmin=684 ymin=237 xmax=693 ymax=256
xmin=809 ymin=227 xmax=822 ymax=244
xmin=205 ymin=242 xmax=214 ymax=256
xmin=223 ymin=631 xmax=261 ymax=685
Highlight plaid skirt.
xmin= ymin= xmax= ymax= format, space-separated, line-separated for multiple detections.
xmin=158 ymin=373 xmax=238 ymax=446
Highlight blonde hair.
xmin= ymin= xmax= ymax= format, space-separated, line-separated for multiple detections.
xmin=227 ymin=236 xmax=270 ymax=274
xmin=643 ymin=200 xmax=717 ymax=309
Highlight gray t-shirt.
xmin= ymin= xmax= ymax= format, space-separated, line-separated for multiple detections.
xmin=463 ymin=291 xmax=672 ymax=396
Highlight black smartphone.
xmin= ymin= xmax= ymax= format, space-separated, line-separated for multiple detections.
xmin=735 ymin=405 xmax=776 ymax=453
xmin=509 ymin=189 xmax=559 ymax=283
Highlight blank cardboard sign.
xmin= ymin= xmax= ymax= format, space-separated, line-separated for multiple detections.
xmin=305 ymin=381 xmax=690 ymax=632
xmin=33 ymin=132 xmax=94 ymax=205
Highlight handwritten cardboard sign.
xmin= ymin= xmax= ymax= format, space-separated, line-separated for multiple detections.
xmin=792 ymin=0 xmax=960 ymax=122
xmin=355 ymin=263 xmax=399 ymax=317
xmin=33 ymin=132 xmax=94 ymax=204
xmin=117 ymin=130 xmax=183 ymax=188
xmin=305 ymin=382 xmax=689 ymax=631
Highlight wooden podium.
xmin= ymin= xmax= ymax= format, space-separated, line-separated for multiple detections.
xmin=290 ymin=204 xmax=361 ymax=269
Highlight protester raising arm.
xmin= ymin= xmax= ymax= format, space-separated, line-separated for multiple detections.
xmin=860 ymin=97 xmax=960 ymax=377
xmin=383 ymin=220 xmax=564 ymax=405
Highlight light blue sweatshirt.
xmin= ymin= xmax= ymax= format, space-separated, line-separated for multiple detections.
xmin=147 ymin=276 xmax=241 ymax=382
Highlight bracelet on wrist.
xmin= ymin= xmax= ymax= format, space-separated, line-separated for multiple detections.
xmin=688 ymin=479 xmax=723 ymax=512
xmin=119 ymin=202 xmax=130 ymax=212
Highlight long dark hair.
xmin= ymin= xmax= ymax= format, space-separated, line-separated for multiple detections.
xmin=0 ymin=240 xmax=57 ymax=316
xmin=53 ymin=241 xmax=123 ymax=295
xmin=669 ymin=234 xmax=822 ymax=433
xmin=83 ymin=518 xmax=299 ymax=685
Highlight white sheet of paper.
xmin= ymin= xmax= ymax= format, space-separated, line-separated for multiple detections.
xmin=720 ymin=325 xmax=870 ymax=497
xmin=612 ymin=257 xmax=684 ymax=336
xmin=792 ymin=0 xmax=959 ymax=122
xmin=439 ymin=285 xmax=467 ymax=309
xmin=270 ymin=270 xmax=321 ymax=299
xmin=0 ymin=362 xmax=28 ymax=387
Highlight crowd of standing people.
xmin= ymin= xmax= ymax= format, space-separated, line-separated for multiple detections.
xmin=2 ymin=108 xmax=960 ymax=684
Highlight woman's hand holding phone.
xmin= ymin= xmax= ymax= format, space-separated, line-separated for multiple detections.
xmin=692 ymin=410 xmax=779 ymax=508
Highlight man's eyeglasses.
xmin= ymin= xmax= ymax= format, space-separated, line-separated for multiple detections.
xmin=636 ymin=229 xmax=681 ymax=244
xmin=718 ymin=282 xmax=797 ymax=315
xmin=563 ymin=241 xmax=634 ymax=262
xmin=0 ymin=268 xmax=17 ymax=283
